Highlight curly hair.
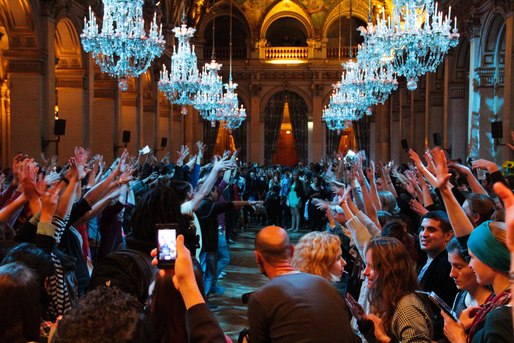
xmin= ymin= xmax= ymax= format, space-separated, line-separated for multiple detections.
xmin=365 ymin=237 xmax=418 ymax=335
xmin=52 ymin=286 xmax=153 ymax=343
xmin=291 ymin=231 xmax=342 ymax=280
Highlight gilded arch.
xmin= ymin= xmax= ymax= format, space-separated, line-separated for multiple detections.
xmin=196 ymin=2 xmax=251 ymax=45
xmin=322 ymin=0 xmax=369 ymax=39
xmin=481 ymin=13 xmax=505 ymax=67
xmin=55 ymin=18 xmax=82 ymax=69
xmin=259 ymin=1 xmax=314 ymax=41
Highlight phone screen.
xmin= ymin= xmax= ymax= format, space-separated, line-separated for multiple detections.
xmin=156 ymin=224 xmax=178 ymax=269
xmin=416 ymin=291 xmax=458 ymax=322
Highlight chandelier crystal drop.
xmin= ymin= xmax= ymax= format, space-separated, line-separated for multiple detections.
xmin=158 ymin=19 xmax=200 ymax=115
xmin=81 ymin=0 xmax=165 ymax=91
xmin=365 ymin=0 xmax=459 ymax=91
xmin=193 ymin=59 xmax=224 ymax=125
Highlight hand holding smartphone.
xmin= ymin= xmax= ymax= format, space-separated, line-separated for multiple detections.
xmin=156 ymin=223 xmax=178 ymax=269
xmin=415 ymin=290 xmax=459 ymax=322
xmin=345 ymin=293 xmax=366 ymax=321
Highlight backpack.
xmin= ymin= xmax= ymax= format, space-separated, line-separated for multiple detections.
xmin=88 ymin=249 xmax=155 ymax=303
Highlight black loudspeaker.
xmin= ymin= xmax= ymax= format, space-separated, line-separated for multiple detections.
xmin=160 ymin=137 xmax=168 ymax=148
xmin=54 ymin=119 xmax=66 ymax=136
xmin=491 ymin=121 xmax=503 ymax=139
xmin=401 ymin=139 xmax=409 ymax=151
xmin=433 ymin=132 xmax=442 ymax=146
xmin=122 ymin=130 xmax=131 ymax=143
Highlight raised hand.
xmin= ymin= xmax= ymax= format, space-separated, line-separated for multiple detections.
xmin=448 ymin=160 xmax=471 ymax=176
xmin=176 ymin=145 xmax=189 ymax=166
xmin=494 ymin=182 xmax=514 ymax=253
xmin=68 ymin=157 xmax=87 ymax=181
xmin=40 ymin=186 xmax=60 ymax=223
xmin=44 ymin=171 xmax=61 ymax=187
xmin=365 ymin=161 xmax=376 ymax=181
xmin=431 ymin=147 xmax=451 ymax=190
xmin=20 ymin=161 xmax=41 ymax=200
xmin=74 ymin=146 xmax=90 ymax=167
xmin=471 ymin=159 xmax=499 ymax=174
xmin=423 ymin=149 xmax=437 ymax=175
xmin=408 ymin=149 xmax=424 ymax=169
xmin=212 ymin=155 xmax=234 ymax=172
xmin=118 ymin=163 xmax=135 ymax=185
xmin=409 ymin=198 xmax=429 ymax=216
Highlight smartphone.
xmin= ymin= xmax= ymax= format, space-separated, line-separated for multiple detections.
xmin=156 ymin=223 xmax=178 ymax=269
xmin=416 ymin=290 xmax=459 ymax=322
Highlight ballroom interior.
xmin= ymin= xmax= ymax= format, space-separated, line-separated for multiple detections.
xmin=0 ymin=0 xmax=513 ymax=167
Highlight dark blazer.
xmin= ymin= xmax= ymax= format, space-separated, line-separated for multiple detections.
xmin=419 ymin=249 xmax=458 ymax=340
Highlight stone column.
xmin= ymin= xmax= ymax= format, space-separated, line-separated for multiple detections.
xmin=0 ymin=80 xmax=10 ymax=167
xmin=311 ymin=84 xmax=324 ymax=162
xmin=467 ymin=22 xmax=482 ymax=159
xmin=41 ymin=12 xmax=56 ymax=157
xmin=6 ymin=53 xmax=44 ymax=159
xmin=249 ymin=84 xmax=262 ymax=164
xmin=91 ymin=78 xmax=118 ymax=163
xmin=502 ymin=11 xmax=514 ymax=161
xmin=56 ymin=74 xmax=85 ymax=159
xmin=83 ymin=55 xmax=94 ymax=148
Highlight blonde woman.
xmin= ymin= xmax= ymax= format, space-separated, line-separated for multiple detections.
xmin=292 ymin=231 xmax=346 ymax=282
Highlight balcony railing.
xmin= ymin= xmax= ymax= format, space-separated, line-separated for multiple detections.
xmin=263 ymin=46 xmax=308 ymax=60
xmin=203 ymin=47 xmax=247 ymax=60
xmin=326 ymin=46 xmax=359 ymax=60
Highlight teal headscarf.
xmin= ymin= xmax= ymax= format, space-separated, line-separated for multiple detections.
xmin=467 ymin=221 xmax=510 ymax=273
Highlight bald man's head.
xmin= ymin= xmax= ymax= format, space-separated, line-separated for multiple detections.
xmin=255 ymin=226 xmax=292 ymax=264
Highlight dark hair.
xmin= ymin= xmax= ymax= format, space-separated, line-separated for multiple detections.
xmin=381 ymin=220 xmax=419 ymax=263
xmin=130 ymin=186 xmax=189 ymax=244
xmin=170 ymin=180 xmax=193 ymax=203
xmin=52 ymin=286 xmax=154 ymax=343
xmin=464 ymin=193 xmax=496 ymax=225
xmin=421 ymin=211 xmax=452 ymax=233
xmin=149 ymin=262 xmax=204 ymax=343
xmin=0 ymin=262 xmax=42 ymax=342
xmin=446 ymin=237 xmax=469 ymax=261
xmin=2 ymin=243 xmax=55 ymax=314
xmin=365 ymin=237 xmax=418 ymax=335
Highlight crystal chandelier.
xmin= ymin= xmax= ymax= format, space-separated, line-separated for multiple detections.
xmin=193 ymin=13 xmax=224 ymax=125
xmin=216 ymin=0 xmax=246 ymax=130
xmin=323 ymin=0 xmax=367 ymax=132
xmin=158 ymin=14 xmax=200 ymax=115
xmin=193 ymin=59 xmax=224 ymax=124
xmin=218 ymin=80 xmax=247 ymax=129
xmin=81 ymin=0 xmax=165 ymax=91
xmin=355 ymin=40 xmax=398 ymax=111
xmin=322 ymin=103 xmax=352 ymax=134
xmin=364 ymin=0 xmax=459 ymax=90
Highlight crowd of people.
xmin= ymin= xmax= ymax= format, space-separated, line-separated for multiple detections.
xmin=0 ymin=135 xmax=513 ymax=343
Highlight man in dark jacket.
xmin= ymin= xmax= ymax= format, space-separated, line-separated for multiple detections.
xmin=418 ymin=211 xmax=458 ymax=340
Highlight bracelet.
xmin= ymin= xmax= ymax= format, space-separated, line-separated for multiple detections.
xmin=61 ymin=176 xmax=70 ymax=184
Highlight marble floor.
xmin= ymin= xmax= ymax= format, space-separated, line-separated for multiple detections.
xmin=208 ymin=225 xmax=303 ymax=342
